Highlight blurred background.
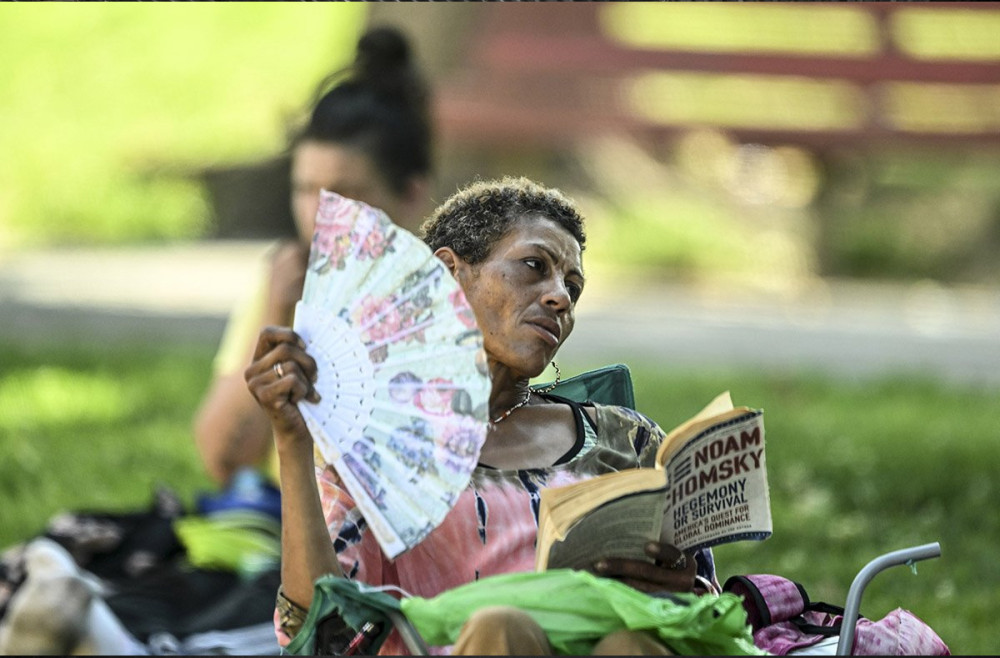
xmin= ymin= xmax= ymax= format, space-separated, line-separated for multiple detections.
xmin=1 ymin=3 xmax=998 ymax=654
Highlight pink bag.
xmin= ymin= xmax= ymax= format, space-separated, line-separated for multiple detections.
xmin=723 ymin=574 xmax=949 ymax=655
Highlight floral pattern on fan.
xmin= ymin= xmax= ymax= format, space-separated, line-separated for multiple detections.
xmin=294 ymin=190 xmax=491 ymax=559
xmin=352 ymin=292 xmax=426 ymax=364
xmin=309 ymin=196 xmax=398 ymax=273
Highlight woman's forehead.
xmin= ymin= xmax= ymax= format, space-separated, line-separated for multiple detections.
xmin=496 ymin=215 xmax=583 ymax=266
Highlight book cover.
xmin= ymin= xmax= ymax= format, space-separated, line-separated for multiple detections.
xmin=536 ymin=392 xmax=771 ymax=571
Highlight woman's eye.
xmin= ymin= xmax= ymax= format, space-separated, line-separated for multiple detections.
xmin=567 ymin=283 xmax=582 ymax=302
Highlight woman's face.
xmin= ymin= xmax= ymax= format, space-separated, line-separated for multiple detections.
xmin=456 ymin=215 xmax=585 ymax=380
xmin=290 ymin=141 xmax=407 ymax=243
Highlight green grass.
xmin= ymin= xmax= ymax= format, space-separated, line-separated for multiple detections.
xmin=2 ymin=340 xmax=995 ymax=653
xmin=0 ymin=4 xmax=366 ymax=248
xmin=0 ymin=339 xmax=218 ymax=543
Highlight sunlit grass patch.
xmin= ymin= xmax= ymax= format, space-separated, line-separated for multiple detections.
xmin=0 ymin=339 xmax=218 ymax=541
xmin=0 ymin=4 xmax=366 ymax=248
xmin=0 ymin=367 xmax=128 ymax=430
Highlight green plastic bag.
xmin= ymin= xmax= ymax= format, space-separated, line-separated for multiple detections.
xmin=284 ymin=577 xmax=403 ymax=655
xmin=402 ymin=569 xmax=763 ymax=656
xmin=287 ymin=569 xmax=762 ymax=655
xmin=173 ymin=510 xmax=281 ymax=577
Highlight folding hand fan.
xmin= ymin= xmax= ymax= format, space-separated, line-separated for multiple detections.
xmin=293 ymin=190 xmax=491 ymax=559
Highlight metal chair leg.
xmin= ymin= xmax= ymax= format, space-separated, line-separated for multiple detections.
xmin=835 ymin=542 xmax=941 ymax=656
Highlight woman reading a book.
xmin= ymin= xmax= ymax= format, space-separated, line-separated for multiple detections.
xmin=245 ymin=176 xmax=720 ymax=655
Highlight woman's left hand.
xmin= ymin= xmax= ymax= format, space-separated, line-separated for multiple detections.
xmin=591 ymin=542 xmax=696 ymax=594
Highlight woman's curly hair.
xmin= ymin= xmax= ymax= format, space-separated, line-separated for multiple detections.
xmin=420 ymin=176 xmax=586 ymax=264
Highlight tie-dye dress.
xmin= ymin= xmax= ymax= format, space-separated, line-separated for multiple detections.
xmin=276 ymin=397 xmax=720 ymax=654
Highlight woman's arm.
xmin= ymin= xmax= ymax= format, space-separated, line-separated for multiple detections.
xmin=244 ymin=325 xmax=342 ymax=610
xmin=194 ymin=242 xmax=310 ymax=485
xmin=194 ymin=374 xmax=274 ymax=485
xmin=273 ymin=421 xmax=344 ymax=608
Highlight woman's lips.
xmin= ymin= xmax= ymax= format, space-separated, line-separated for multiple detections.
xmin=528 ymin=321 xmax=560 ymax=346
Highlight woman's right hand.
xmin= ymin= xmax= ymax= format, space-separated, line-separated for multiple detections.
xmin=244 ymin=326 xmax=321 ymax=442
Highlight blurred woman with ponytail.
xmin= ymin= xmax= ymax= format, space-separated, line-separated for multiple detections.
xmin=194 ymin=26 xmax=435 ymax=487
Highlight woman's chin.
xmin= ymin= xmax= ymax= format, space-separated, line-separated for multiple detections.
xmin=528 ymin=356 xmax=557 ymax=380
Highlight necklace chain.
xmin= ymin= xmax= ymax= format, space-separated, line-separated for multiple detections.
xmin=490 ymin=390 xmax=532 ymax=425
xmin=488 ymin=363 xmax=561 ymax=426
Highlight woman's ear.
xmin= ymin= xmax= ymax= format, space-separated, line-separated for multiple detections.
xmin=434 ymin=247 xmax=464 ymax=280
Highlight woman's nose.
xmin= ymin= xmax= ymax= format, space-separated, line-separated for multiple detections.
xmin=542 ymin=279 xmax=572 ymax=311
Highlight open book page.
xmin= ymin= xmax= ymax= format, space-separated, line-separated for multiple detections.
xmin=660 ymin=409 xmax=771 ymax=552
xmin=536 ymin=468 xmax=666 ymax=571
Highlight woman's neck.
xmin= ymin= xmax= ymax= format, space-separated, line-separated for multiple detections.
xmin=487 ymin=365 xmax=534 ymax=424
xmin=479 ymin=399 xmax=579 ymax=470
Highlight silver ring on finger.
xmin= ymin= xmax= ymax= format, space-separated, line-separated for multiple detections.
xmin=668 ymin=554 xmax=687 ymax=571
xmin=273 ymin=361 xmax=285 ymax=379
